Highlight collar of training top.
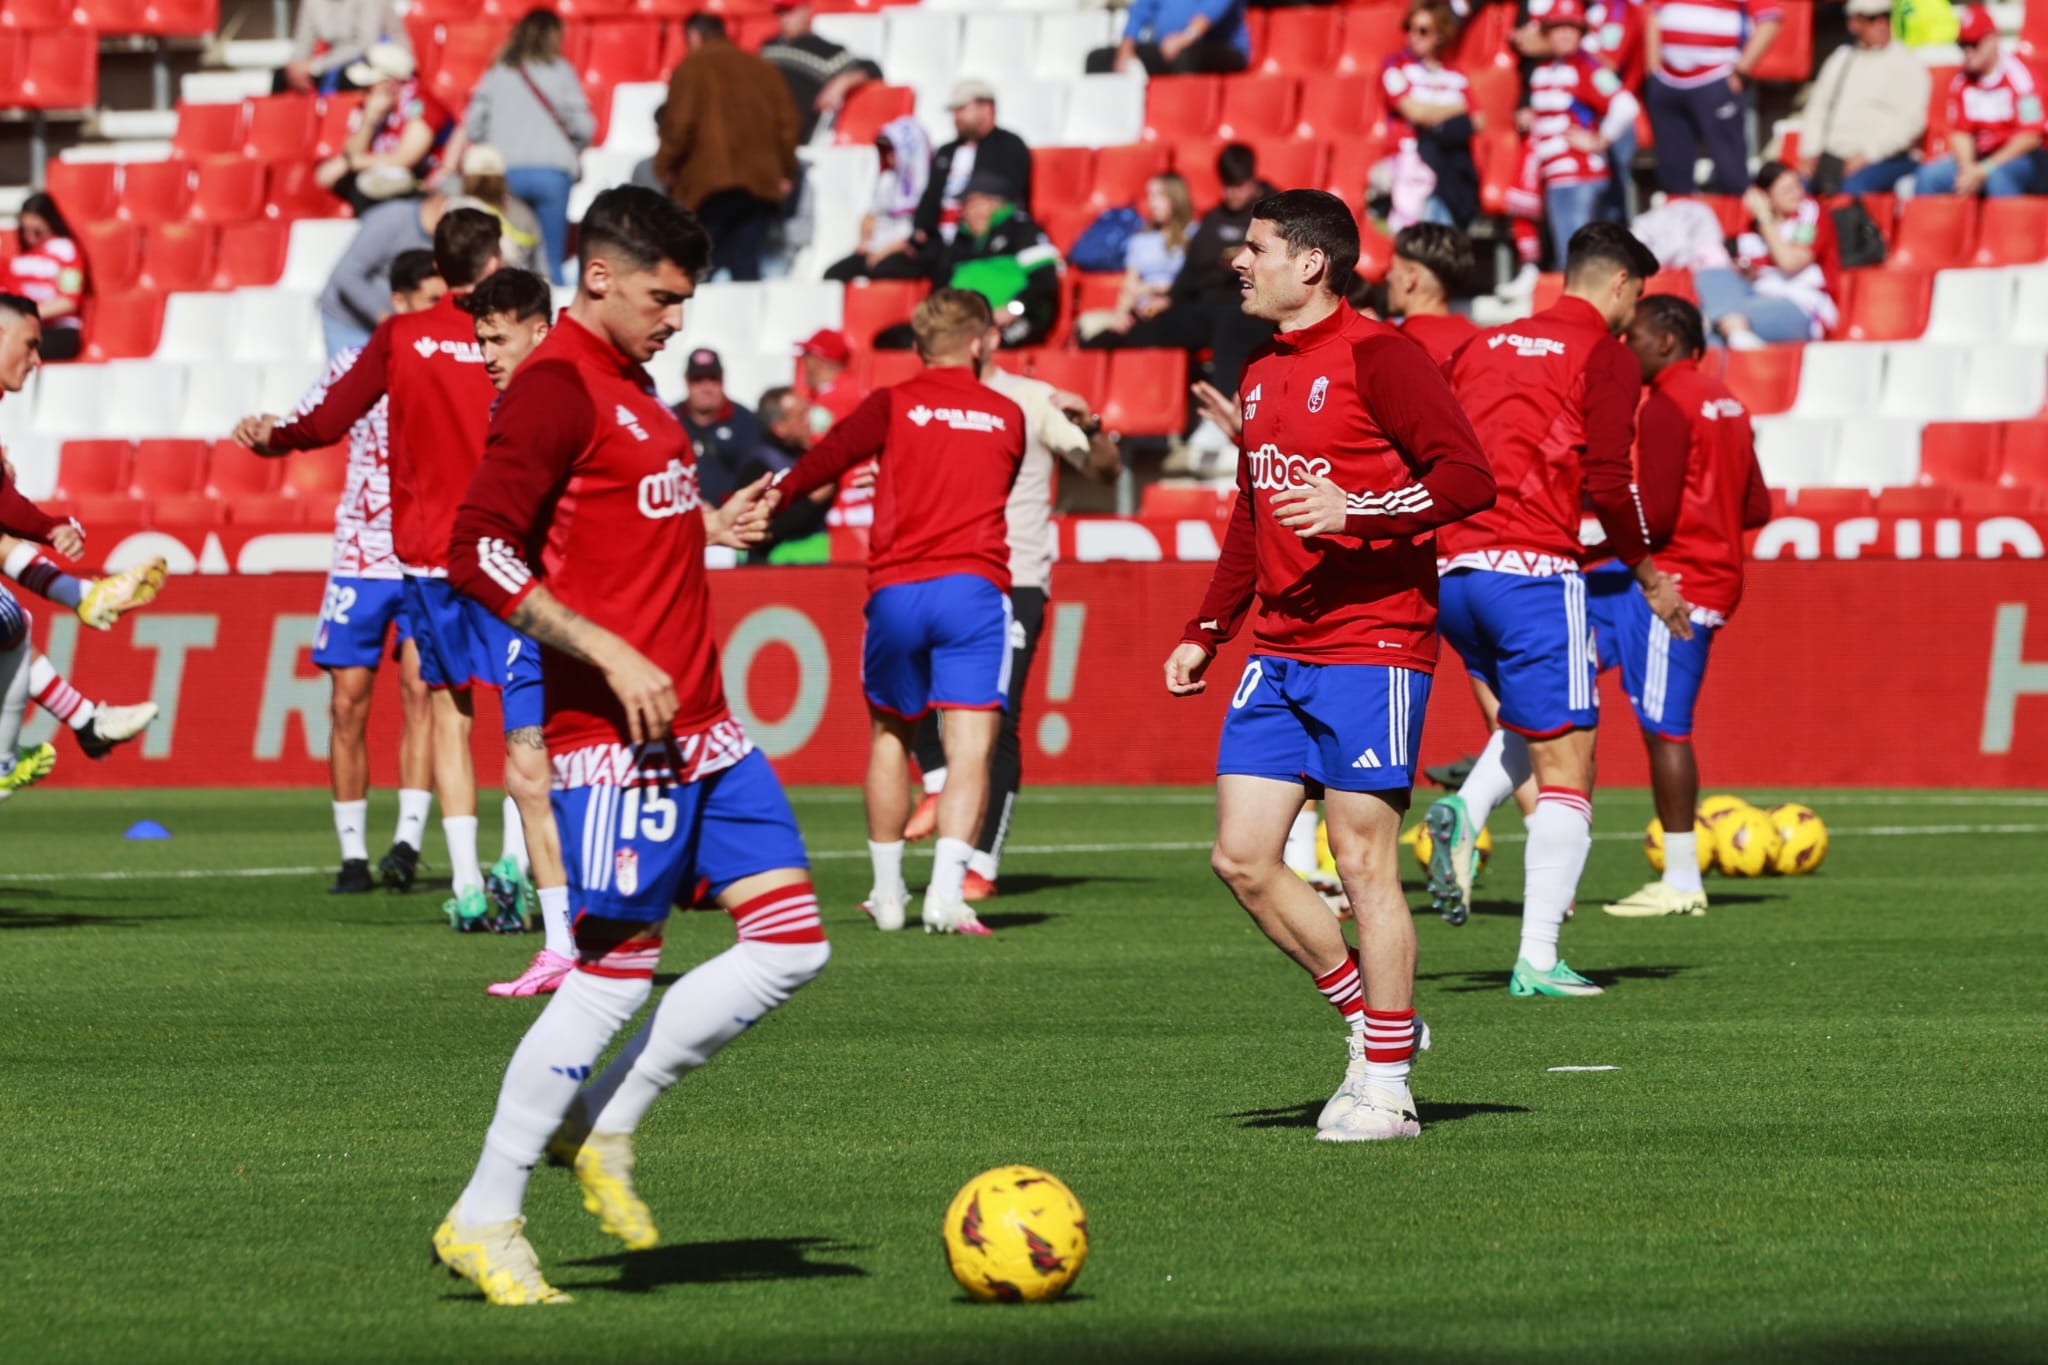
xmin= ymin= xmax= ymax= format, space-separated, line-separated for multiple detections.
xmin=553 ymin=310 xmax=644 ymax=377
xmin=1543 ymin=293 xmax=1609 ymax=331
xmin=1269 ymin=300 xmax=1357 ymax=353
xmin=1652 ymin=355 xmax=1700 ymax=392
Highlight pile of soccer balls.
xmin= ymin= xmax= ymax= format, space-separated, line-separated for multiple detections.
xmin=1645 ymin=795 xmax=1830 ymax=877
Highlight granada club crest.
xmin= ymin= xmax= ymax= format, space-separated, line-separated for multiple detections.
xmin=614 ymin=846 xmax=640 ymax=897
xmin=1308 ymin=375 xmax=1329 ymax=413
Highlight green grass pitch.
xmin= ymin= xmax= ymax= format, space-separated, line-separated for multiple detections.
xmin=4 ymin=785 xmax=2045 ymax=1364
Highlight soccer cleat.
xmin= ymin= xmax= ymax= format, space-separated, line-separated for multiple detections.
xmin=444 ymin=886 xmax=492 ymax=933
xmin=1423 ymin=754 xmax=1477 ymax=790
xmin=861 ymin=884 xmax=908 ymax=931
xmin=1315 ymin=1086 xmax=1422 ymax=1142
xmin=75 ymin=701 xmax=158 ymax=759
xmin=961 ymin=870 xmax=997 ymax=902
xmin=1603 ymin=882 xmax=1709 ymax=918
xmin=548 ymin=1130 xmax=659 ymax=1251
xmin=1318 ymin=1021 xmax=1432 ymax=1131
xmin=488 ymin=948 xmax=574 ymax=998
xmin=329 ymin=859 xmax=374 ymax=894
xmin=0 ymin=742 xmax=58 ymax=794
xmin=1509 ymin=958 xmax=1604 ymax=997
xmin=922 ymin=896 xmax=992 ymax=936
xmin=1423 ymin=795 xmax=1478 ymax=927
xmin=1319 ymin=887 xmax=1353 ymax=920
xmin=431 ymin=1208 xmax=572 ymax=1305
xmin=378 ymin=841 xmax=421 ymax=892
xmin=76 ymin=556 xmax=167 ymax=631
xmin=902 ymin=791 xmax=940 ymax=842
xmin=484 ymin=856 xmax=534 ymax=933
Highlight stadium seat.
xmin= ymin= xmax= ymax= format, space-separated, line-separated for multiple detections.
xmin=76 ymin=494 xmax=151 ymax=530
xmin=1643 ymin=268 xmax=1698 ymax=304
xmin=809 ymin=11 xmax=885 ymax=64
xmin=1997 ymin=416 xmax=2048 ymax=487
xmin=1751 ymin=0 xmax=1812 ymax=82
xmin=1257 ymin=5 xmax=1343 ymax=77
xmin=881 ymin=10 xmax=961 ymax=88
xmin=172 ymin=100 xmax=245 ymax=159
xmin=242 ymin=93 xmax=318 ymax=164
xmin=140 ymin=222 xmax=216 ymax=292
xmin=1452 ymin=1 xmax=1519 ymax=71
xmin=862 ymin=349 xmax=925 ymax=389
xmin=579 ymin=18 xmax=665 ymax=89
xmin=678 ymin=282 xmax=764 ymax=358
xmin=1037 ymin=204 xmax=1094 ymax=257
xmin=759 ymin=279 xmax=844 ymax=355
xmin=604 ymin=82 xmax=665 ymax=157
xmin=1465 ymin=65 xmax=1519 ymax=131
xmin=1213 ymin=76 xmax=1297 ymax=142
xmin=1924 ymin=267 xmax=2015 ymax=344
xmin=1336 ymin=6 xmax=1405 ymax=76
xmin=1099 ymin=349 xmax=1187 ymax=437
xmin=130 ymin=439 xmax=209 ymax=497
xmin=1917 ymin=421 xmax=2001 ymax=485
xmin=132 ymin=0 xmax=221 ymax=39
xmin=279 ymin=218 xmax=359 ymax=293
xmin=258 ymin=356 xmax=326 ymax=414
xmin=206 ymin=439 xmax=284 ymax=497
xmin=155 ymin=291 xmax=235 ymax=362
xmin=15 ymin=23 xmax=96 ymax=108
xmin=117 ymin=158 xmax=196 ymax=227
xmin=264 ymin=161 xmax=346 ymax=221
xmin=1723 ymin=345 xmax=1803 ymax=416
xmin=178 ymin=363 xmax=263 ymax=439
xmin=834 ymin=83 xmax=916 ymax=145
xmin=1032 ymin=146 xmax=1095 ymax=222
xmin=191 ymin=154 xmax=266 ymax=224
xmin=150 ymin=495 xmax=228 ymax=528
xmin=1889 ymin=196 xmax=1976 ymax=270
xmin=1088 ymin=142 xmax=1169 ymax=211
xmin=99 ymin=360 xmax=190 ymax=439
xmin=55 ymin=440 xmax=133 ymax=498
xmin=32 ymin=366 xmax=108 ymax=437
xmin=228 ymin=289 xmax=321 ymax=364
xmin=311 ymin=92 xmax=365 ymax=160
xmin=1831 ymin=418 xmax=1925 ymax=487
xmin=1032 ymin=10 xmax=1115 ymax=81
xmin=1788 ymin=487 xmax=1875 ymax=515
xmin=1253 ymin=139 xmax=1328 ymax=196
xmin=1024 ymin=349 xmax=1108 ymax=409
xmin=227 ymin=493 xmax=308 ymax=526
xmin=1172 ymin=136 xmax=1228 ymax=209
xmin=212 ymin=219 xmax=289 ymax=290
xmin=990 ymin=78 xmax=1068 ymax=148
xmin=1753 ymin=416 xmax=1838 ymax=488
xmin=1877 ymin=344 xmax=1967 ymax=419
xmin=1323 ymin=136 xmax=1386 ymax=205
xmin=1958 ymin=343 xmax=2048 ymax=421
xmin=960 ymin=11 xmax=1036 ymax=83
xmin=1874 ymin=484 xmax=1960 ymax=516
xmin=428 ymin=22 xmax=511 ymax=112
xmin=2 ymin=0 xmax=79 ymax=28
xmin=1973 ymin=198 xmax=2048 ymax=267
xmin=1792 ymin=343 xmax=1887 ymax=418
xmin=1293 ymin=74 xmax=1382 ymax=142
xmin=1068 ymin=270 xmax=1123 ymax=323
xmin=1062 ymin=74 xmax=1146 ymax=146
xmin=44 ymin=159 xmax=119 ymax=223
xmin=83 ymin=289 xmax=168 ymax=362
xmin=281 ymin=442 xmax=349 ymax=498
xmin=1142 ymin=76 xmax=1221 ymax=142
xmin=76 ymin=219 xmax=144 ymax=294
xmin=1842 ymin=267 xmax=1933 ymax=342
xmin=1357 ymin=219 xmax=1393 ymax=282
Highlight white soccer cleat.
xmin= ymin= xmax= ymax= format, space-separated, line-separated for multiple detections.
xmin=1316 ymin=1086 xmax=1422 ymax=1142
xmin=1318 ymin=1021 xmax=1431 ymax=1131
xmin=77 ymin=701 xmax=158 ymax=759
xmin=861 ymin=886 xmax=908 ymax=932
xmin=1603 ymin=882 xmax=1709 ymax=918
xmin=922 ymin=895 xmax=992 ymax=936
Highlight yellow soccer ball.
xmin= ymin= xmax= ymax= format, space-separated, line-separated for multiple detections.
xmin=1644 ymin=816 xmax=1715 ymax=873
xmin=1404 ymin=822 xmax=1493 ymax=872
xmin=1714 ymin=805 xmax=1783 ymax=877
xmin=1768 ymin=803 xmax=1829 ymax=875
xmin=943 ymin=1166 xmax=1089 ymax=1304
xmin=1697 ymin=793 xmax=1754 ymax=828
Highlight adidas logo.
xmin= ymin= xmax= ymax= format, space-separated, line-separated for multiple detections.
xmin=615 ymin=403 xmax=648 ymax=442
xmin=1352 ymin=749 xmax=1382 ymax=770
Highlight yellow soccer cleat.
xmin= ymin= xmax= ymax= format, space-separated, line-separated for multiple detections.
xmin=1603 ymin=881 xmax=1709 ymax=918
xmin=0 ymin=741 xmax=58 ymax=798
xmin=549 ymin=1130 xmax=658 ymax=1251
xmin=77 ymin=556 xmax=168 ymax=631
xmin=431 ymin=1209 xmax=572 ymax=1306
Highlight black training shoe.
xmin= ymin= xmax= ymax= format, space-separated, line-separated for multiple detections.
xmin=329 ymin=859 xmax=374 ymax=894
xmin=1423 ymin=754 xmax=1478 ymax=790
xmin=378 ymin=841 xmax=421 ymax=892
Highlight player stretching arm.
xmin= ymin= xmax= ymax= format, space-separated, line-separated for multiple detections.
xmin=433 ymin=187 xmax=820 ymax=1306
xmin=1163 ymin=191 xmax=1496 ymax=1143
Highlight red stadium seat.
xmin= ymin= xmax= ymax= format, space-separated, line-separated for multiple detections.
xmin=1474 ymin=127 xmax=1521 ymax=216
xmin=242 ymin=94 xmax=318 ymax=164
xmin=428 ymin=22 xmax=511 ymax=111
xmin=1922 ymin=65 xmax=1957 ymax=153
xmin=1 ymin=0 xmax=80 ymax=28
xmin=132 ymin=0 xmax=220 ymax=38
xmin=281 ymin=443 xmax=349 ymax=498
xmin=840 ymin=278 xmax=928 ymax=348
xmin=265 ymin=161 xmax=348 ymax=220
xmin=1066 ymin=272 xmax=1124 ymax=343
xmin=0 ymin=32 xmax=23 ymax=106
xmin=15 ymin=23 xmax=96 ymax=108
xmin=1172 ymin=136 xmax=1228 ymax=210
xmin=1100 ymin=349 xmax=1188 ymax=437
xmin=1293 ymin=74 xmax=1383 ymax=142
xmin=76 ymin=219 xmax=144 ymax=293
xmin=1532 ymin=271 xmax=1565 ymax=313
xmin=56 ymin=441 xmax=133 ymax=498
xmin=1918 ymin=421 xmax=2002 ymax=485
xmin=1356 ymin=217 xmax=1393 ymax=282
xmin=1998 ymin=421 xmax=2048 ymax=487
xmin=172 ymin=101 xmax=245 ymax=158
xmin=1890 ymin=195 xmax=1976 ymax=269
xmin=1336 ymin=6 xmax=1405 ymax=76
xmin=1253 ymin=138 xmax=1328 ymax=193
xmin=834 ymin=83 xmax=915 ymax=145
xmin=1644 ymin=268 xmax=1697 ymax=304
xmin=150 ymin=495 xmax=229 ymax=527
xmin=1789 ymin=488 xmax=1875 ymax=515
xmin=1038 ymin=204 xmax=1095 ymax=260
xmin=45 ymin=160 xmax=120 ymax=224
xmin=118 ymin=158 xmax=195 ymax=226
xmin=1751 ymin=0 xmax=1812 ymax=83
xmin=1322 ymin=134 xmax=1389 ymax=205
xmin=861 ymin=349 xmax=924 ymax=389
xmin=579 ymin=18 xmax=665 ymax=86
xmin=1674 ymin=194 xmax=1745 ymax=238
xmin=207 ymin=440 xmax=286 ymax=497
xmin=1451 ymin=2 xmax=1519 ymax=72
xmin=211 ymin=218 xmax=290 ymax=289
xmin=1089 ymin=143 xmax=1169 ymax=211
xmin=1213 ymin=76 xmax=1298 ymax=142
xmin=311 ymin=92 xmax=365 ymax=160
xmin=140 ymin=221 xmax=217 ymax=292
xmin=228 ymin=494 xmax=310 ymax=526
xmin=1874 ymin=484 xmax=1960 ymax=516
xmin=76 ymin=0 xmax=150 ymax=33
xmin=1955 ymin=483 xmax=2047 ymax=514
xmin=1256 ymin=5 xmax=1343 ymax=76
xmin=1465 ymin=65 xmax=1518 ymax=130
xmin=82 ymin=289 xmax=167 ymax=361
xmin=1140 ymin=483 xmax=1234 ymax=518
xmin=1027 ymin=350 xmax=1109 ymax=410
xmin=76 ymin=494 xmax=151 ymax=530
xmin=1722 ymin=345 xmax=1802 ymax=416
xmin=1843 ymin=266 xmax=1933 ymax=341
xmin=130 ymin=440 xmax=210 ymax=497
xmin=1974 ymin=197 xmax=2048 ymax=266
xmin=1142 ymin=76 xmax=1222 ymax=142
xmin=1032 ymin=147 xmax=1095 ymax=223
xmin=191 ymin=154 xmax=266 ymax=223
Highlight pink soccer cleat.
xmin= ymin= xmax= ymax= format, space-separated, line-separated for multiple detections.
xmin=487 ymin=949 xmax=575 ymax=998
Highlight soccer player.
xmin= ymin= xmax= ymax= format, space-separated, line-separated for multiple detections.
xmin=237 ymin=210 xmax=515 ymax=930
xmin=903 ymin=314 xmax=1123 ymax=899
xmin=1425 ymin=222 xmax=1690 ymax=996
xmin=436 ymin=186 xmax=821 ymax=1306
xmin=1164 ymin=191 xmax=1495 ymax=1142
xmin=0 ymin=534 xmax=162 ymax=761
xmin=283 ymin=249 xmax=443 ymax=893
xmin=772 ymin=289 xmax=1027 ymax=936
xmin=1386 ymin=223 xmax=1478 ymax=365
xmin=1599 ymin=294 xmax=1769 ymax=917
xmin=455 ymin=266 xmax=579 ymax=997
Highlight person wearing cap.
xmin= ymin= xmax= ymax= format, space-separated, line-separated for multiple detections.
xmin=675 ymin=349 xmax=770 ymax=510
xmin=796 ymin=329 xmax=865 ymax=432
xmin=1915 ymin=8 xmax=2048 ymax=197
xmin=657 ymin=15 xmax=801 ymax=282
xmin=1793 ymin=0 xmax=1928 ymax=195
xmin=883 ymin=170 xmax=1062 ymax=350
xmin=1529 ymin=0 xmax=1642 ymax=262
xmin=762 ymin=0 xmax=884 ymax=145
xmin=457 ymin=9 xmax=594 ymax=287
xmin=446 ymin=145 xmax=546 ymax=276
xmin=314 ymin=42 xmax=455 ymax=214
xmin=281 ymin=0 xmax=407 ymax=96
xmin=1085 ymin=0 xmax=1250 ymax=77
xmin=912 ymin=81 xmax=1035 ymax=251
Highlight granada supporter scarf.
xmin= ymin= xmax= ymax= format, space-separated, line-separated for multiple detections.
xmin=947 ymin=203 xmax=1059 ymax=313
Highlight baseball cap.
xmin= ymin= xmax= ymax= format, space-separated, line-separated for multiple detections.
xmin=1844 ymin=0 xmax=1892 ymax=16
xmin=685 ymin=347 xmax=723 ymax=379
xmin=963 ymin=168 xmax=1018 ymax=200
xmin=1956 ymin=6 xmax=1998 ymax=45
xmin=344 ymin=42 xmax=416 ymax=87
xmin=460 ymin=143 xmax=507 ymax=178
xmin=1541 ymin=0 xmax=1590 ymax=28
xmin=947 ymin=79 xmax=996 ymax=110
xmin=795 ymin=328 xmax=851 ymax=364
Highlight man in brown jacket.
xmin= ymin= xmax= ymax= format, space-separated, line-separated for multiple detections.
xmin=656 ymin=14 xmax=800 ymax=281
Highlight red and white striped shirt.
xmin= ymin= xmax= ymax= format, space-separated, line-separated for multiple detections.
xmin=1948 ymin=54 xmax=2047 ymax=157
xmin=293 ymin=347 xmax=400 ymax=580
xmin=1652 ymin=0 xmax=1779 ymax=86
xmin=1529 ymin=52 xmax=1632 ymax=185
xmin=1381 ymin=50 xmax=1471 ymax=149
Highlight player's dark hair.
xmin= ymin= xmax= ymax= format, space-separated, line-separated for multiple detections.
xmin=435 ymin=207 xmax=503 ymax=289
xmin=1393 ymin=222 xmax=1474 ymax=297
xmin=577 ymin=185 xmax=713 ymax=278
xmin=1250 ymin=189 xmax=1360 ymax=297
xmin=1635 ymin=293 xmax=1707 ymax=359
xmin=0 ymin=291 xmax=41 ymax=325
xmin=685 ymin=13 xmax=727 ymax=40
xmin=1564 ymin=220 xmax=1659 ymax=287
xmin=758 ymin=385 xmax=797 ymax=424
xmin=20 ymin=191 xmax=72 ymax=241
xmin=459 ymin=266 xmax=552 ymax=323
xmin=1218 ymin=141 xmax=1258 ymax=189
xmin=389 ymin=248 xmax=440 ymax=296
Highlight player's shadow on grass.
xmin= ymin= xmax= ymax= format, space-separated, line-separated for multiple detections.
xmin=1418 ymin=963 xmax=1696 ymax=993
xmin=0 ymin=903 xmax=193 ymax=931
xmin=988 ymin=873 xmax=1134 ymax=898
xmin=1230 ymin=1099 xmax=1530 ymax=1129
xmin=562 ymin=1236 xmax=867 ymax=1293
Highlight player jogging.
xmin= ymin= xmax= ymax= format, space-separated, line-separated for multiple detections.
xmin=1165 ymin=190 xmax=1496 ymax=1142
xmin=0 ymin=532 xmax=161 ymax=762
xmin=435 ymin=186 xmax=821 ymax=1306
xmin=1425 ymin=222 xmax=1690 ymax=996
xmin=773 ymin=289 xmax=1027 ymax=937
xmin=1598 ymin=294 xmax=1769 ymax=917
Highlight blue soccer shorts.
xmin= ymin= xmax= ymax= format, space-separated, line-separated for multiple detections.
xmin=403 ymin=575 xmax=505 ymax=692
xmin=861 ymin=573 xmax=1012 ymax=719
xmin=1216 ymin=655 xmax=1431 ymax=794
xmin=312 ymin=575 xmax=409 ymax=670
xmin=1585 ymin=565 xmax=1717 ymax=742
xmin=1436 ymin=568 xmax=1598 ymax=739
xmin=554 ymin=750 xmax=811 ymax=923
xmin=492 ymin=619 xmax=546 ymax=734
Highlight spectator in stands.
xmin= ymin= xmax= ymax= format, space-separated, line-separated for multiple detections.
xmin=879 ymin=171 xmax=1061 ymax=349
xmin=447 ymin=145 xmax=546 ymax=276
xmin=753 ymin=386 xmax=838 ymax=563
xmin=1086 ymin=0 xmax=1251 ymax=76
xmin=1386 ymin=223 xmax=1478 ymax=363
xmin=1915 ymin=7 xmax=2047 ymax=198
xmin=1643 ymin=0 xmax=1780 ymax=194
xmin=314 ymin=43 xmax=455 ymax=214
xmin=281 ymin=0 xmax=407 ymax=96
xmin=1076 ymin=172 xmax=1194 ymax=342
xmin=1694 ymin=160 xmax=1839 ymax=348
xmin=913 ymin=82 xmax=1035 ymax=253
xmin=657 ymin=15 xmax=801 ymax=282
xmin=316 ymin=192 xmax=450 ymax=356
xmin=458 ymin=9 xmax=593 ymax=287
xmin=4 ymin=194 xmax=84 ymax=363
xmin=1382 ymin=1 xmax=1479 ymax=231
xmin=1529 ymin=0 xmax=1642 ymax=262
xmin=795 ymin=328 xmax=865 ymax=434
xmin=823 ymin=117 xmax=932 ymax=282
xmin=1795 ymin=0 xmax=1928 ymax=194
xmin=763 ymin=0 xmax=884 ymax=145
xmin=676 ymin=348 xmax=769 ymax=508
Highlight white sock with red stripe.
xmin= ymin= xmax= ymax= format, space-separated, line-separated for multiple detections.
xmin=1519 ymin=787 xmax=1594 ymax=972
xmin=1458 ymin=728 xmax=1531 ymax=823
xmin=444 ymin=816 xmax=482 ymax=895
xmin=2 ymin=542 xmax=85 ymax=609
xmin=457 ymin=948 xmax=656 ymax=1226
xmin=27 ymin=653 xmax=94 ymax=730
xmin=580 ymin=885 xmax=829 ymax=1137
xmin=928 ymin=837 xmax=972 ymax=906
xmin=1312 ymin=954 xmax=1367 ymax=1037
xmin=1284 ymin=809 xmax=1319 ymax=877
xmin=1362 ymin=1006 xmax=1420 ymax=1093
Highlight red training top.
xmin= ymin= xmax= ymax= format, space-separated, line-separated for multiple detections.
xmin=0 ymin=458 xmax=69 ymax=544
xmin=1633 ymin=357 xmax=1770 ymax=619
xmin=1398 ymin=312 xmax=1479 ymax=366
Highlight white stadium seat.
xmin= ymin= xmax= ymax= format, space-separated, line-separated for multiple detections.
xmin=2 ymin=432 xmax=60 ymax=498
xmin=179 ymin=70 xmax=272 ymax=105
xmin=100 ymin=360 xmax=190 ymax=440
xmin=179 ymin=362 xmax=264 ymax=439
xmin=1060 ymin=73 xmax=1146 ymax=146
xmin=156 ymin=291 xmax=235 ymax=363
xmin=677 ymin=281 xmax=765 ymax=358
xmin=2008 ymin=266 xmax=2048 ymax=344
xmin=229 ymin=289 xmax=322 ymax=364
xmin=1876 ymin=343 xmax=1967 ymax=419
xmin=1753 ymin=417 xmax=1839 ymax=489
xmin=0 ymin=370 xmax=37 ymax=440
xmin=604 ymin=82 xmax=667 ymax=156
xmin=792 ymin=143 xmax=878 ymax=280
xmin=1924 ymin=267 xmax=2016 ymax=344
xmin=1034 ymin=11 xmax=1118 ymax=79
xmin=961 ymin=13 xmax=1040 ymax=82
xmin=281 ymin=219 xmax=361 ymax=294
xmin=573 ymin=147 xmax=643 ymax=223
xmin=718 ymin=350 xmax=797 ymax=411
xmin=260 ymin=357 xmax=327 ymax=415
xmin=1958 ymin=343 xmax=2048 ymax=420
xmin=1791 ymin=342 xmax=1886 ymax=419
xmin=913 ymin=82 xmax=961 ymax=155
xmin=1831 ymin=419 xmax=1924 ymax=487
xmin=759 ymin=279 xmax=844 ymax=354
xmin=882 ymin=11 xmax=961 ymax=88
xmin=811 ymin=13 xmax=884 ymax=64
xmin=29 ymin=365 xmax=106 ymax=437
xmin=991 ymin=78 xmax=1069 ymax=147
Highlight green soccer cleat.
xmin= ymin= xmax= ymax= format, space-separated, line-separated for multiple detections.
xmin=485 ymin=857 xmax=534 ymax=934
xmin=1509 ymin=958 xmax=1604 ymax=997
xmin=444 ymin=886 xmax=492 ymax=933
xmin=0 ymin=742 xmax=58 ymax=800
xmin=1423 ymin=795 xmax=1478 ymax=927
